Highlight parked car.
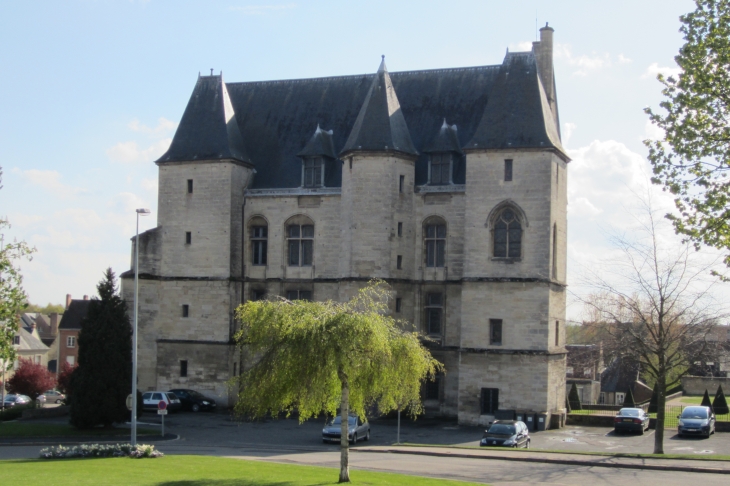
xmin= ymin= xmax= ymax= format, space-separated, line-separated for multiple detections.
xmin=42 ymin=390 xmax=66 ymax=404
xmin=480 ymin=420 xmax=530 ymax=448
xmin=613 ymin=408 xmax=650 ymax=435
xmin=1 ymin=394 xmax=31 ymax=409
xmin=678 ymin=406 xmax=716 ymax=438
xmin=168 ymin=389 xmax=217 ymax=412
xmin=141 ymin=391 xmax=182 ymax=413
xmin=322 ymin=415 xmax=370 ymax=444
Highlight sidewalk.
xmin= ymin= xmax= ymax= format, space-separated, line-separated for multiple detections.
xmin=356 ymin=445 xmax=730 ymax=475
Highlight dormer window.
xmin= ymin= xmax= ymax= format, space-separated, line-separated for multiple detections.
xmin=429 ymin=153 xmax=452 ymax=185
xmin=302 ymin=157 xmax=324 ymax=188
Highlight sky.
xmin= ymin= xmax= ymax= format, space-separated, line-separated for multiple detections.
xmin=1 ymin=0 xmax=726 ymax=320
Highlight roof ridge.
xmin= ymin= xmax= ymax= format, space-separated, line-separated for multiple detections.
xmin=225 ymin=64 xmax=503 ymax=87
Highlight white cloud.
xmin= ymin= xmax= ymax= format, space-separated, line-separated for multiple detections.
xmin=14 ymin=169 xmax=84 ymax=198
xmin=229 ymin=3 xmax=296 ymax=15
xmin=643 ymin=119 xmax=665 ymax=142
xmin=642 ymin=62 xmax=681 ymax=79
xmin=128 ymin=117 xmax=177 ymax=138
xmin=563 ymin=122 xmax=577 ymax=148
xmin=553 ymin=43 xmax=624 ymax=76
xmin=508 ymin=41 xmax=534 ymax=52
xmin=107 ymin=138 xmax=172 ymax=164
xmin=617 ymin=54 xmax=632 ymax=64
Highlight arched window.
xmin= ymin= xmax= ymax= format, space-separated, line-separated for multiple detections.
xmin=285 ymin=215 xmax=314 ymax=266
xmin=248 ymin=216 xmax=268 ymax=266
xmin=423 ymin=217 xmax=446 ymax=267
xmin=493 ymin=207 xmax=522 ymax=258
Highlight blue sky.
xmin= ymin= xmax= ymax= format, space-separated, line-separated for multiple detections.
xmin=2 ymin=0 xmax=723 ymax=318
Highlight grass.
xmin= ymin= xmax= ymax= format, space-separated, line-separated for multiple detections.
xmin=400 ymin=443 xmax=730 ymax=462
xmin=0 ymin=423 xmax=158 ymax=438
xmin=0 ymin=455 xmax=484 ymax=485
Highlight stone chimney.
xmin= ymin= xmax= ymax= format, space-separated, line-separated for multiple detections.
xmin=66 ymin=294 xmax=72 ymax=309
xmin=50 ymin=313 xmax=59 ymax=335
xmin=533 ymin=23 xmax=556 ymax=112
xmin=83 ymin=295 xmax=89 ymax=300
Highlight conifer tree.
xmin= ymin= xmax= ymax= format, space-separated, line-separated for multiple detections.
xmin=69 ymin=268 xmax=132 ymax=429
xmin=568 ymin=383 xmax=582 ymax=411
xmin=701 ymin=389 xmax=713 ymax=411
xmin=648 ymin=383 xmax=659 ymax=414
xmin=712 ymin=385 xmax=728 ymax=415
xmin=565 ymin=395 xmax=572 ymax=414
xmin=623 ymin=387 xmax=636 ymax=407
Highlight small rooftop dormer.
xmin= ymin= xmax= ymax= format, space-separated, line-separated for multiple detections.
xmin=422 ymin=119 xmax=462 ymax=185
xmin=340 ymin=57 xmax=418 ymax=158
xmin=297 ymin=125 xmax=337 ymax=188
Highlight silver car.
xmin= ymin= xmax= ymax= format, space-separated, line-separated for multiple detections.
xmin=42 ymin=390 xmax=66 ymax=404
xmin=322 ymin=415 xmax=370 ymax=444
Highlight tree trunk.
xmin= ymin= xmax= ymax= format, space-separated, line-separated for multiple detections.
xmin=654 ymin=374 xmax=667 ymax=454
xmin=339 ymin=375 xmax=350 ymax=483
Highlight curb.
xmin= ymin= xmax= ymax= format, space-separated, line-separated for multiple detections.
xmin=356 ymin=448 xmax=730 ymax=475
xmin=0 ymin=434 xmax=179 ymax=447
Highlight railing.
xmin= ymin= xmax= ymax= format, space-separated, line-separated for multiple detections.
xmin=570 ymin=405 xmax=730 ymax=428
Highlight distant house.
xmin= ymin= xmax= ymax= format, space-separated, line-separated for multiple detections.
xmin=600 ymin=356 xmax=653 ymax=405
xmin=58 ymin=295 xmax=91 ymax=369
xmin=565 ymin=344 xmax=603 ymax=405
xmin=1 ymin=323 xmax=51 ymax=384
xmin=20 ymin=312 xmax=62 ymax=372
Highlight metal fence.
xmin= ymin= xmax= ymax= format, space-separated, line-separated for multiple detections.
xmin=571 ymin=405 xmax=729 ymax=428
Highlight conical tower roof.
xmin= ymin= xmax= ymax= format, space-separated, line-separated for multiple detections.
xmin=297 ymin=125 xmax=337 ymax=159
xmin=157 ymin=73 xmax=251 ymax=164
xmin=340 ymin=58 xmax=417 ymax=157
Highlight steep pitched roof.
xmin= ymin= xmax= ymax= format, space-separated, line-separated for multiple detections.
xmin=59 ymin=300 xmax=91 ymax=330
xmin=466 ymin=51 xmax=565 ymax=157
xmin=340 ymin=58 xmax=418 ymax=157
xmin=601 ymin=357 xmax=640 ymax=393
xmin=156 ymin=74 xmax=251 ymax=165
xmin=297 ymin=125 xmax=337 ymax=159
xmin=16 ymin=326 xmax=48 ymax=352
xmin=422 ymin=119 xmax=463 ymax=154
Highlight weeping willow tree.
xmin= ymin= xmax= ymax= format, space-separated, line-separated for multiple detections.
xmin=233 ymin=280 xmax=443 ymax=483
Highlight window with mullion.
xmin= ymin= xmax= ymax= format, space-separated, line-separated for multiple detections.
xmin=493 ymin=208 xmax=522 ymax=258
xmin=425 ymin=293 xmax=443 ymax=335
xmin=287 ymin=224 xmax=314 ymax=266
xmin=251 ymin=225 xmax=268 ymax=265
xmin=425 ymin=224 xmax=446 ymax=267
xmin=429 ymin=153 xmax=451 ymax=185
xmin=303 ymin=157 xmax=324 ymax=188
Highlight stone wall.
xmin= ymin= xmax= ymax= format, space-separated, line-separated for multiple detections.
xmin=681 ymin=376 xmax=730 ymax=395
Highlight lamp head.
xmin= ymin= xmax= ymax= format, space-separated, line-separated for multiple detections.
xmin=136 ymin=208 xmax=151 ymax=216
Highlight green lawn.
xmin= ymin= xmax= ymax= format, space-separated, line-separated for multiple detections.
xmin=0 ymin=423 xmax=157 ymax=438
xmin=678 ymin=396 xmax=704 ymax=405
xmin=0 ymin=455 xmax=484 ymax=485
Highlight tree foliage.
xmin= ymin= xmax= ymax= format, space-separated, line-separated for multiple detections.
xmin=69 ymin=268 xmax=133 ymax=429
xmin=7 ymin=358 xmax=56 ymax=400
xmin=579 ymin=195 xmax=725 ymax=454
xmin=0 ymin=167 xmax=35 ymax=373
xmin=701 ymin=389 xmax=714 ymax=410
xmin=233 ymin=280 xmax=442 ymax=483
xmin=645 ymin=0 xmax=730 ymax=271
xmin=57 ymin=361 xmax=77 ymax=396
xmin=24 ymin=303 xmax=65 ymax=315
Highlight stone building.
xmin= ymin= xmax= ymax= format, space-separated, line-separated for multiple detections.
xmin=121 ymin=25 xmax=568 ymax=426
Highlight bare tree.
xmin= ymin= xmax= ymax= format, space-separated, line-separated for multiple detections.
xmin=578 ymin=194 xmax=727 ymax=454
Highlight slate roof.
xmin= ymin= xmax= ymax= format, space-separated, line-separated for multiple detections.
xmin=601 ymin=357 xmax=640 ymax=393
xmin=59 ymin=300 xmax=91 ymax=330
xmin=16 ymin=326 xmax=48 ymax=352
xmin=297 ymin=125 xmax=337 ymax=159
xmin=159 ymin=49 xmax=564 ymax=189
xmin=422 ymin=119 xmax=463 ymax=154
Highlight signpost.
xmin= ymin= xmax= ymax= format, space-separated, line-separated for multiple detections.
xmin=158 ymin=400 xmax=167 ymax=437
xmin=126 ymin=394 xmax=134 ymax=412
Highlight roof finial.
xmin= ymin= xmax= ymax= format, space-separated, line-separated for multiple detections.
xmin=210 ymin=68 xmax=214 ymax=76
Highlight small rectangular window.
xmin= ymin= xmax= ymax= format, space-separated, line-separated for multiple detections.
xmin=185 ymin=232 xmax=192 ymax=244
xmin=504 ymin=159 xmax=513 ymax=182
xmin=286 ymin=290 xmax=312 ymax=301
xmin=555 ymin=320 xmax=560 ymax=346
xmin=13 ymin=335 xmax=20 ymax=345
xmin=395 ymin=297 xmax=402 ymax=313
xmin=489 ymin=319 xmax=503 ymax=345
xmin=397 ymin=255 xmax=403 ymax=269
xmin=425 ymin=374 xmax=441 ymax=400
xmin=251 ymin=226 xmax=268 ymax=266
xmin=180 ymin=360 xmax=188 ymax=377
xmin=399 ymin=175 xmax=405 ymax=193
xmin=397 ymin=222 xmax=403 ymax=237
xmin=182 ymin=304 xmax=189 ymax=318
xmin=425 ymin=293 xmax=443 ymax=335
xmin=66 ymin=336 xmax=75 ymax=348
xmin=481 ymin=388 xmax=499 ymax=414
xmin=251 ymin=289 xmax=266 ymax=301
xmin=233 ymin=362 xmax=237 ymax=376
xmin=187 ymin=179 xmax=193 ymax=193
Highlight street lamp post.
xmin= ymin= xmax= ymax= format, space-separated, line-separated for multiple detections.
xmin=132 ymin=208 xmax=150 ymax=446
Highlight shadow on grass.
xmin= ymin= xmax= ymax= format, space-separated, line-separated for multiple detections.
xmin=156 ymin=482 xmax=334 ymax=486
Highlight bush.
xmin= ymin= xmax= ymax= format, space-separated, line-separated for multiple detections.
xmin=57 ymin=361 xmax=77 ymax=396
xmin=39 ymin=443 xmax=163 ymax=459
xmin=0 ymin=403 xmax=33 ymax=422
xmin=568 ymin=383 xmax=582 ymax=411
xmin=713 ymin=385 xmax=729 ymax=415
xmin=701 ymin=389 xmax=713 ymax=411
xmin=623 ymin=388 xmax=636 ymax=407
xmin=7 ymin=359 xmax=56 ymax=400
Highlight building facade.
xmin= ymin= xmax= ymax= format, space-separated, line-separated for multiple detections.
xmin=121 ymin=26 xmax=568 ymax=425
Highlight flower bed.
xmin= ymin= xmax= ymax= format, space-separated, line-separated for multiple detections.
xmin=40 ymin=443 xmax=164 ymax=459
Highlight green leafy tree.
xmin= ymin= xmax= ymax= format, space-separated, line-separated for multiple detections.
xmin=712 ymin=385 xmax=729 ymax=414
xmin=623 ymin=387 xmax=637 ymax=407
xmin=24 ymin=303 xmax=65 ymax=315
xmin=701 ymin=388 xmax=714 ymax=410
xmin=0 ymin=167 xmax=35 ymax=405
xmin=233 ymin=280 xmax=442 ymax=483
xmin=645 ymin=0 xmax=730 ymax=272
xmin=69 ymin=268 xmax=133 ymax=429
xmin=567 ymin=383 xmax=582 ymax=411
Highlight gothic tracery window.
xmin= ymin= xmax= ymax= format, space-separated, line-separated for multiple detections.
xmin=493 ymin=208 xmax=522 ymax=258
